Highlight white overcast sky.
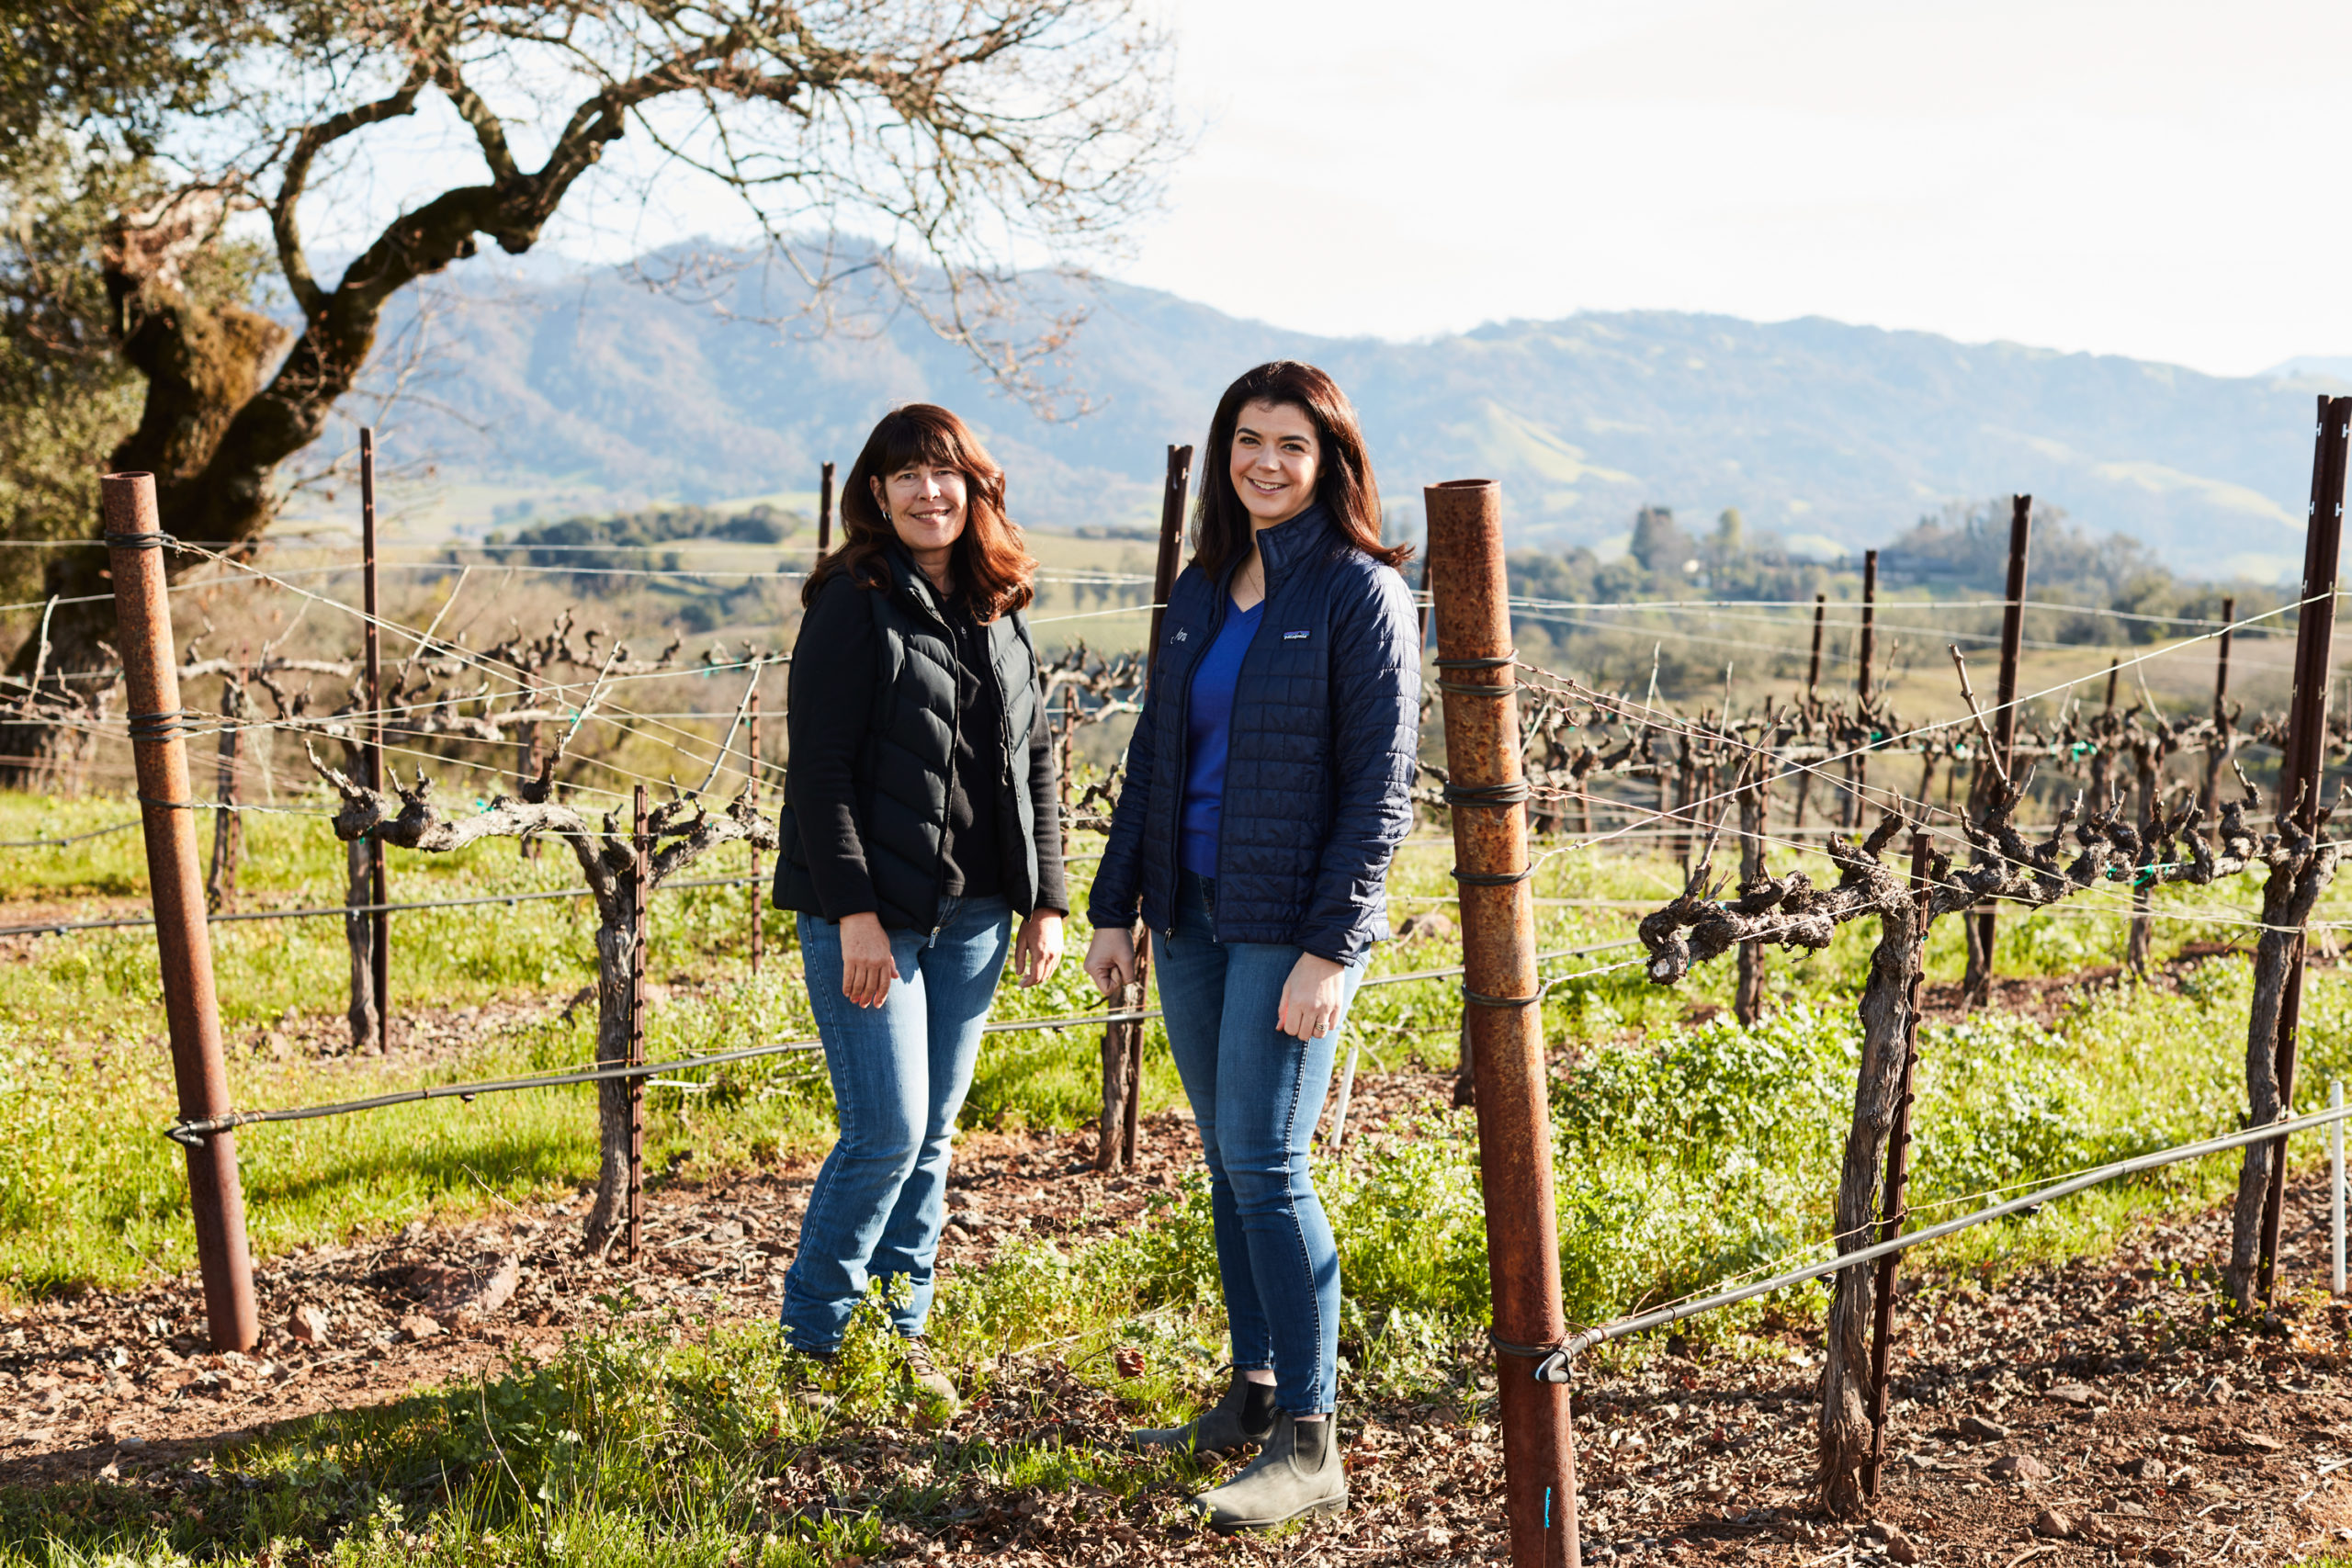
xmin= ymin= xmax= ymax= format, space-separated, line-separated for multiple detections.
xmin=1107 ymin=0 xmax=2352 ymax=377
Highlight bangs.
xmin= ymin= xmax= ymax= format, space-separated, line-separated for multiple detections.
xmin=869 ymin=408 xmax=993 ymax=481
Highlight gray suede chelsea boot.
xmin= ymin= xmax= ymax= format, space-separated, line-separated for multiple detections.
xmin=1193 ymin=1411 xmax=1347 ymax=1531
xmin=1130 ymin=1371 xmax=1278 ymax=1456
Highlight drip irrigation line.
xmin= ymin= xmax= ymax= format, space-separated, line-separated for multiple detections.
xmin=1551 ymin=1096 xmax=2352 ymax=1371
xmin=157 ymin=938 xmax=1645 ymax=1145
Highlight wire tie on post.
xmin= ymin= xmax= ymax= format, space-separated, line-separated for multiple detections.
xmin=101 ymin=532 xmax=175 ymax=551
xmin=1453 ymin=866 xmax=1535 ymax=886
xmin=1489 ymin=1329 xmax=1575 ymax=1384
xmin=1443 ymin=779 xmax=1532 ymax=807
xmin=127 ymin=708 xmax=191 ymax=740
xmin=1433 ymin=651 xmax=1518 ymax=697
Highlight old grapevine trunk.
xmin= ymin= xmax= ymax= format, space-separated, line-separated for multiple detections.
xmin=1817 ymin=896 xmax=1924 ymax=1516
xmin=305 ymin=752 xmax=773 ymax=1243
xmin=586 ymin=917 xmax=639 ymax=1244
xmin=343 ymin=837 xmax=379 ymax=1051
xmin=1638 ymin=773 xmax=2275 ymax=1518
xmin=2226 ymin=833 xmax=2340 ymax=1311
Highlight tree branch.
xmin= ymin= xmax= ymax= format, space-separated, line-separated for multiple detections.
xmin=273 ymin=61 xmax=432 ymax=320
xmin=427 ymin=52 xmax=520 ymax=185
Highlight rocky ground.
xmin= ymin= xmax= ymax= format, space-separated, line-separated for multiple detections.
xmin=4 ymin=1066 xmax=2350 ymax=1564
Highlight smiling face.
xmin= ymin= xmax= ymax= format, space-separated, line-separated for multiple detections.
xmin=870 ymin=463 xmax=971 ymax=558
xmin=1227 ymin=399 xmax=1322 ymax=528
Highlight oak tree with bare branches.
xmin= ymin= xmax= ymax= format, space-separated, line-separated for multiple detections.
xmin=3 ymin=0 xmax=1180 ymax=767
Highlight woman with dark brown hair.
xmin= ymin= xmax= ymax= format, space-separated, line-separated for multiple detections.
xmin=772 ymin=403 xmax=1066 ymax=1410
xmin=1084 ymin=362 xmax=1419 ymax=1529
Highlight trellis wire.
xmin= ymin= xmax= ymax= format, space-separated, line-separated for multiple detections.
xmin=159 ymin=937 xmax=1646 ymax=1144
xmin=1548 ymin=1096 xmax=2352 ymax=1373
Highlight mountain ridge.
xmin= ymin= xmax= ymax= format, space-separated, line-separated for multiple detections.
xmin=357 ymin=259 xmax=2340 ymax=580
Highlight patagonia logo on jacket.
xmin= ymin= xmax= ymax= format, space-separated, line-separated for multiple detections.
xmin=1283 ymin=629 xmax=1310 ymax=640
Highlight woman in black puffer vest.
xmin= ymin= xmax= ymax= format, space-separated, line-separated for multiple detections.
xmin=772 ymin=404 xmax=1066 ymax=1407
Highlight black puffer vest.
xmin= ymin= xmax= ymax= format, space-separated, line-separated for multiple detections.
xmin=772 ymin=549 xmax=1044 ymax=931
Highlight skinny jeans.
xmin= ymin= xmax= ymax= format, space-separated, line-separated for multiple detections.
xmin=1152 ymin=868 xmax=1362 ymax=1413
xmin=780 ymin=895 xmax=1011 ymax=1350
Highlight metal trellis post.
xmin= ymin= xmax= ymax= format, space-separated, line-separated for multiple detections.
xmin=206 ymin=663 xmax=243 ymax=914
xmin=1849 ymin=550 xmax=1877 ymax=829
xmin=2204 ymin=594 xmax=2236 ymax=830
xmin=2260 ymin=392 xmax=2351 ymax=1301
xmin=1101 ymin=442 xmax=1193 ymax=1170
xmin=817 ymin=460 xmax=836 ymax=565
xmin=748 ymin=694 xmax=763 ymax=978
xmin=361 ymin=430 xmax=390 ymax=1055
xmin=629 ymin=784 xmax=650 ymax=1259
xmin=105 ymin=471 xmax=258 ymax=1352
xmin=1428 ymin=478 xmax=1579 ymax=1568
xmin=1969 ymin=497 xmax=2031 ymax=999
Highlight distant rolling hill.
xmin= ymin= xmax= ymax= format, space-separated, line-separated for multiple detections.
xmin=357 ymin=255 xmax=2342 ymax=581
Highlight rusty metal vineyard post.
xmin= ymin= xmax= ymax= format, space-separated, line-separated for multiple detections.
xmin=2259 ymin=394 xmax=2352 ymax=1301
xmin=1427 ymin=479 xmax=1579 ymax=1568
xmin=629 ymin=784 xmax=651 ymax=1259
xmin=817 ymin=460 xmax=836 ymax=565
xmin=1793 ymin=592 xmax=1827 ymax=833
xmin=361 ymin=431 xmax=390 ymax=1055
xmin=105 ymin=471 xmax=258 ymax=1352
xmin=206 ymin=661 xmax=243 ymax=913
xmin=1098 ymin=443 xmax=1193 ymax=1172
xmin=1847 ymin=551 xmax=1877 ymax=829
xmin=748 ymin=693 xmax=763 ymax=977
xmin=1863 ymin=832 xmax=1932 ymax=1496
xmin=2204 ymin=595 xmax=2236 ymax=829
xmin=1965 ymin=498 xmax=2031 ymax=1006
xmin=1734 ymin=753 xmax=1770 ymax=1028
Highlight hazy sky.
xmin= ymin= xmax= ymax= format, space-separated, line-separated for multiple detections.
xmin=322 ymin=1 xmax=2352 ymax=379
xmin=1119 ymin=0 xmax=2352 ymax=376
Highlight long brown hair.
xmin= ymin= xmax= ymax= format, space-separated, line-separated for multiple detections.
xmin=802 ymin=404 xmax=1037 ymax=621
xmin=1192 ymin=361 xmax=1409 ymax=581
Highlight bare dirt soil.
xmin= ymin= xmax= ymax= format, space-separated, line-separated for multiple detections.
xmin=5 ymin=1066 xmax=2350 ymax=1565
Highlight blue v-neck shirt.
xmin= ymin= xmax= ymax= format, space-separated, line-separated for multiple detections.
xmin=1179 ymin=598 xmax=1264 ymax=877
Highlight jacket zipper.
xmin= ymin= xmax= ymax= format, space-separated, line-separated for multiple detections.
xmin=911 ymin=572 xmax=957 ymax=942
xmin=1163 ymin=577 xmax=1229 ymax=940
xmin=1169 ymin=545 xmax=1282 ymax=942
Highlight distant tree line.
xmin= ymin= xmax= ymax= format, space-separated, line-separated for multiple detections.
xmin=472 ymin=504 xmax=806 ymax=634
xmin=1876 ymin=497 xmax=2265 ymax=645
xmin=1500 ymin=496 xmax=2286 ymax=703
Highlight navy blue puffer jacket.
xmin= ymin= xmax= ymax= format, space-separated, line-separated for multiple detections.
xmin=1087 ymin=503 xmax=1420 ymax=964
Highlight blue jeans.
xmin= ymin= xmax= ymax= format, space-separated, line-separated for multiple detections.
xmin=1153 ymin=869 xmax=1363 ymax=1413
xmin=780 ymin=895 xmax=1012 ymax=1351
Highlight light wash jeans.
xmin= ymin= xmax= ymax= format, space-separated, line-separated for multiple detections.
xmin=1152 ymin=869 xmax=1363 ymax=1413
xmin=779 ymin=895 xmax=1011 ymax=1351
